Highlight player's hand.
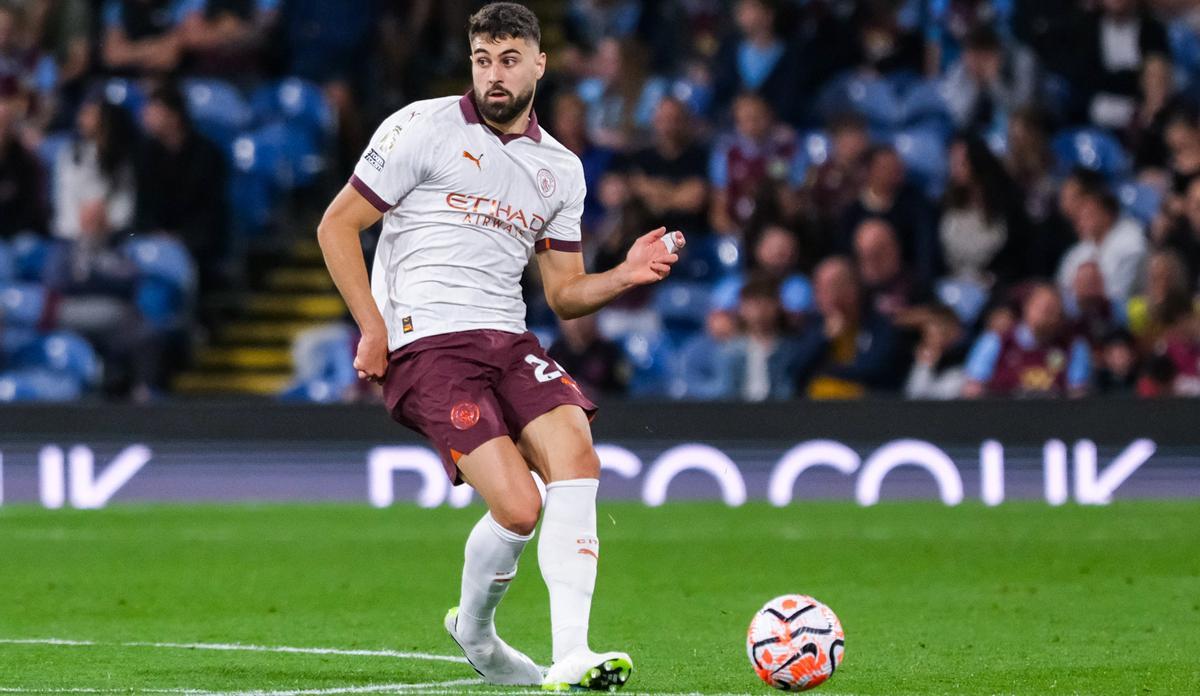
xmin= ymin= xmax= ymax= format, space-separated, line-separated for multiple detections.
xmin=619 ymin=227 xmax=686 ymax=287
xmin=354 ymin=332 xmax=389 ymax=384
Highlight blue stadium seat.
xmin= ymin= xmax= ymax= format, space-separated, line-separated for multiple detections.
xmin=655 ymin=281 xmax=712 ymax=334
xmin=0 ymin=283 xmax=49 ymax=327
xmin=0 ymin=239 xmax=15 ymax=284
xmin=10 ymin=331 xmax=101 ymax=386
xmin=899 ymin=80 xmax=953 ymax=133
xmin=103 ymin=78 xmax=146 ymax=115
xmin=1118 ymin=181 xmax=1164 ymax=225
xmin=233 ymin=122 xmax=322 ymax=190
xmin=0 ymin=326 xmax=38 ymax=357
xmin=124 ymin=235 xmax=197 ymax=291
xmin=11 ymin=232 xmax=52 ymax=282
xmin=0 ymin=369 xmax=83 ymax=402
xmin=791 ymin=131 xmax=831 ymax=184
xmin=676 ymin=234 xmax=741 ymax=281
xmin=891 ymin=128 xmax=948 ymax=197
xmin=936 ymin=278 xmax=991 ymax=326
xmin=621 ymin=331 xmax=675 ymax=398
xmin=1169 ymin=21 xmax=1200 ymax=79
xmin=183 ymin=78 xmax=254 ymax=148
xmin=250 ymin=78 xmax=336 ymax=137
xmin=1052 ymin=128 xmax=1131 ymax=180
xmin=817 ymin=73 xmax=902 ymax=130
xmin=280 ymin=325 xmax=357 ymax=403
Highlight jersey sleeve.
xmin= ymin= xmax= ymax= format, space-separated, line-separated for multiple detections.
xmin=535 ymin=162 xmax=585 ymax=253
xmin=349 ymin=108 xmax=436 ymax=213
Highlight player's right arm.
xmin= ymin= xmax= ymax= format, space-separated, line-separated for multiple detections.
xmin=317 ymin=186 xmax=387 ymax=382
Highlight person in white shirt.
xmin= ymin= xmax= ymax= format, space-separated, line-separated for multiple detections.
xmin=1057 ymin=184 xmax=1148 ymax=305
xmin=53 ymin=97 xmax=137 ymax=241
xmin=316 ymin=4 xmax=684 ymax=692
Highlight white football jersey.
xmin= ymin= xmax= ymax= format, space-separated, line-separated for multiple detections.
xmin=350 ymin=92 xmax=586 ymax=350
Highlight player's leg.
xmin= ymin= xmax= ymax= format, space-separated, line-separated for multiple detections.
xmin=518 ymin=406 xmax=632 ymax=691
xmin=444 ymin=435 xmax=544 ymax=686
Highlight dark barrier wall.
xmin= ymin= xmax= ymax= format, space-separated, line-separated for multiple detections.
xmin=0 ymin=400 xmax=1197 ymax=508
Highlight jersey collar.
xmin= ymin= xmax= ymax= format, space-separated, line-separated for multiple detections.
xmin=459 ymin=90 xmax=542 ymax=144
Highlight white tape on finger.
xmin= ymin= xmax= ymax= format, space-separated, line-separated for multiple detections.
xmin=662 ymin=232 xmax=682 ymax=254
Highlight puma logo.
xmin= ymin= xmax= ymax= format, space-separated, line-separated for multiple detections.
xmin=463 ymin=150 xmax=484 ymax=170
xmin=578 ymin=548 xmax=599 ymax=560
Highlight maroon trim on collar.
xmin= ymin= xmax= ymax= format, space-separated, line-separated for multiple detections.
xmin=350 ymin=174 xmax=392 ymax=213
xmin=535 ymin=238 xmax=582 ymax=253
xmin=459 ymin=90 xmax=542 ymax=144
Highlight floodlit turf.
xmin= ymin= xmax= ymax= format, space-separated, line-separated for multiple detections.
xmin=1 ymin=502 xmax=1198 ymax=695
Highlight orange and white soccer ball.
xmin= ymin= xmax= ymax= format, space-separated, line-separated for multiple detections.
xmin=746 ymin=595 xmax=845 ymax=691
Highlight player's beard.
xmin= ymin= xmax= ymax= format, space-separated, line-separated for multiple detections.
xmin=475 ymin=83 xmax=535 ymax=127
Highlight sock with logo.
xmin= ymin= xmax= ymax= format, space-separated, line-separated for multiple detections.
xmin=457 ymin=512 xmax=532 ymax=647
xmin=538 ymin=478 xmax=600 ymax=663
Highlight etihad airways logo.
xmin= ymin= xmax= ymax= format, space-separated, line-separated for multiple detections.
xmin=446 ymin=192 xmax=547 ymax=239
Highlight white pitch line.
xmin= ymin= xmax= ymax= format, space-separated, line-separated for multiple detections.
xmin=0 ymin=638 xmax=468 ymax=664
xmin=217 ymin=678 xmax=483 ymax=696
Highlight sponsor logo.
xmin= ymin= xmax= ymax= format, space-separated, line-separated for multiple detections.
xmin=364 ymin=148 xmax=386 ymax=172
xmin=462 ymin=151 xmax=484 ymax=170
xmin=537 ymin=168 xmax=556 ymax=197
xmin=376 ymin=112 xmax=419 ymax=154
xmin=444 ymin=192 xmax=547 ymax=240
xmin=450 ymin=401 xmax=481 ymax=431
xmin=401 ymin=316 xmax=414 ymax=334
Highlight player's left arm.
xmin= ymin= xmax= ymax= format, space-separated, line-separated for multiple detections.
xmin=537 ymin=227 xmax=686 ymax=320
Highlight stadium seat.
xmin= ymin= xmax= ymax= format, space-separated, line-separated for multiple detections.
xmin=1169 ymin=21 xmax=1200 ymax=80
xmin=891 ymin=128 xmax=948 ymax=197
xmin=10 ymin=331 xmax=101 ymax=386
xmin=0 ymin=283 xmax=50 ymax=327
xmin=621 ymin=331 xmax=675 ymax=398
xmin=1052 ymin=128 xmax=1131 ymax=180
xmin=183 ymin=78 xmax=254 ymax=148
xmin=899 ymin=80 xmax=953 ymax=133
xmin=103 ymin=78 xmax=146 ymax=115
xmin=280 ymin=324 xmax=357 ymax=403
xmin=0 ymin=326 xmax=38 ymax=356
xmin=233 ymin=122 xmax=323 ymax=190
xmin=936 ymin=277 xmax=991 ymax=326
xmin=123 ymin=235 xmax=197 ymax=329
xmin=11 ymin=232 xmax=52 ymax=282
xmin=0 ymin=239 xmax=15 ymax=284
xmin=817 ymin=73 xmax=902 ymax=130
xmin=655 ymin=281 xmax=712 ymax=334
xmin=676 ymin=235 xmax=741 ymax=282
xmin=251 ymin=78 xmax=336 ymax=138
xmin=0 ymin=369 xmax=83 ymax=402
xmin=791 ymin=131 xmax=831 ymax=184
xmin=1118 ymin=181 xmax=1165 ymax=225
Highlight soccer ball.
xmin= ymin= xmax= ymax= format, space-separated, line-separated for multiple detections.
xmin=746 ymin=595 xmax=845 ymax=691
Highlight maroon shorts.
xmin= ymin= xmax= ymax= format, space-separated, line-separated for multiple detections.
xmin=382 ymin=329 xmax=597 ymax=484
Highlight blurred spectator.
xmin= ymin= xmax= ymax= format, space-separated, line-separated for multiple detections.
xmin=1159 ymin=105 xmax=1200 ymax=208
xmin=135 ymin=82 xmax=227 ymax=293
xmin=1126 ymin=249 xmax=1195 ymax=343
xmin=1057 ymin=183 xmax=1147 ymax=304
xmin=941 ymin=25 xmax=1038 ymax=134
xmin=1137 ymin=291 xmax=1200 ymax=396
xmin=176 ymin=0 xmax=279 ymax=76
xmin=101 ymin=0 xmax=186 ymax=75
xmin=793 ymin=256 xmax=907 ymax=398
xmin=26 ymin=0 xmax=93 ymax=130
xmin=677 ymin=309 xmax=740 ymax=400
xmin=565 ymin=0 xmax=642 ymax=46
xmin=941 ymin=135 xmax=1030 ymax=285
xmin=801 ymin=112 xmax=870 ymax=235
xmin=1155 ymin=178 xmax=1200 ymax=286
xmin=1077 ymin=0 xmax=1170 ymax=129
xmin=1068 ymin=260 xmax=1126 ymax=348
xmin=904 ymin=304 xmax=970 ymax=400
xmin=53 ymin=93 xmax=137 ymax=240
xmin=852 ymin=0 xmax=923 ymax=76
xmin=1129 ymin=53 xmax=1183 ymax=172
xmin=0 ymin=3 xmax=35 ymax=97
xmin=964 ymin=284 xmax=1091 ymax=398
xmin=1005 ymin=107 xmax=1058 ymax=232
xmin=712 ymin=0 xmax=801 ymax=124
xmin=553 ymin=92 xmax=617 ymax=233
xmin=548 ymin=313 xmax=630 ymax=399
xmin=578 ymin=37 xmax=667 ymax=151
xmin=623 ymin=97 xmax=709 ymax=237
xmin=709 ymin=92 xmax=796 ymax=235
xmin=838 ymin=145 xmax=941 ymax=285
xmin=1094 ymin=328 xmax=1140 ymax=394
xmin=0 ymin=88 xmax=45 ymax=237
xmin=711 ymin=223 xmax=813 ymax=318
xmin=854 ymin=217 xmax=928 ymax=320
xmin=722 ymin=275 xmax=802 ymax=401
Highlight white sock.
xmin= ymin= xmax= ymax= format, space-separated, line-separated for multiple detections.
xmin=538 ymin=478 xmax=600 ymax=663
xmin=457 ymin=512 xmax=532 ymax=647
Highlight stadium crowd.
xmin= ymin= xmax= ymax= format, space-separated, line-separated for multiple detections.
xmin=3 ymin=0 xmax=1200 ymax=402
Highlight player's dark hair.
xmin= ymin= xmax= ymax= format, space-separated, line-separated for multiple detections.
xmin=468 ymin=2 xmax=541 ymax=47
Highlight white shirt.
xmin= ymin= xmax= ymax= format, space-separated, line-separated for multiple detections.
xmin=351 ymin=93 xmax=586 ymax=351
xmin=53 ymin=141 xmax=136 ymax=240
xmin=1057 ymin=216 xmax=1148 ymax=304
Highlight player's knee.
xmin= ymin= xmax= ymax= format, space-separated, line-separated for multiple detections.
xmin=492 ymin=498 xmax=542 ymax=536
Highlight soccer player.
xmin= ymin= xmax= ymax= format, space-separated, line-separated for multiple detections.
xmin=316 ymin=3 xmax=685 ymax=691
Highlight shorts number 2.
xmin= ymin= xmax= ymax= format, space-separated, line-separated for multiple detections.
xmin=525 ymin=354 xmax=563 ymax=383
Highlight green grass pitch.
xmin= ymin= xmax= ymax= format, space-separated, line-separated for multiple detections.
xmin=1 ymin=502 xmax=1198 ymax=695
